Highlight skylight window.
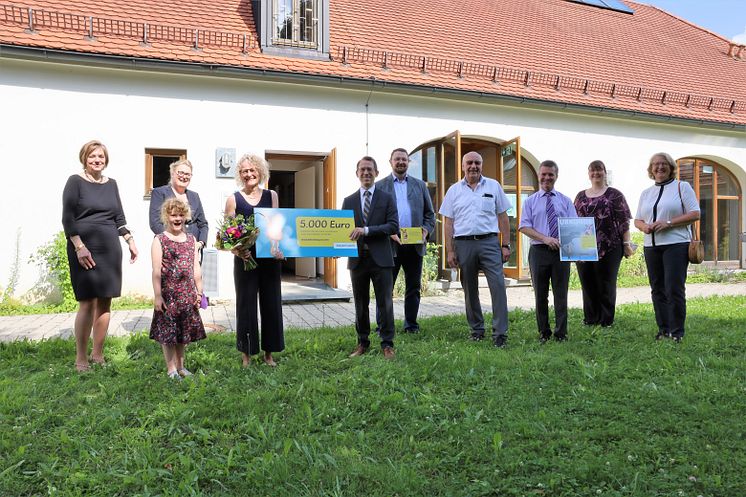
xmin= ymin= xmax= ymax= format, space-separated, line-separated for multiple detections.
xmin=565 ymin=0 xmax=634 ymax=14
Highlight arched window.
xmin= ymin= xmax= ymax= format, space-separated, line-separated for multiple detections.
xmin=409 ymin=133 xmax=538 ymax=280
xmin=678 ymin=158 xmax=742 ymax=264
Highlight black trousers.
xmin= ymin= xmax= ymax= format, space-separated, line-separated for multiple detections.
xmin=351 ymin=256 xmax=395 ymax=349
xmin=576 ymin=244 xmax=623 ymax=326
xmin=643 ymin=242 xmax=689 ymax=338
xmin=233 ymin=256 xmax=285 ymax=355
xmin=529 ymin=245 xmax=570 ymax=338
xmin=376 ymin=244 xmax=424 ymax=332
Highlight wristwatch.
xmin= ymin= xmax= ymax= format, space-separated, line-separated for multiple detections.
xmin=502 ymin=243 xmax=511 ymax=250
xmin=666 ymin=220 xmax=672 ymax=227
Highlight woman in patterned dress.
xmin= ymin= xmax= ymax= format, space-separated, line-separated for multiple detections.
xmin=150 ymin=198 xmax=206 ymax=379
xmin=573 ymin=160 xmax=634 ymax=328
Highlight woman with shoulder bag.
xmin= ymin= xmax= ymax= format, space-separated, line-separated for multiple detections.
xmin=633 ymin=153 xmax=700 ymax=343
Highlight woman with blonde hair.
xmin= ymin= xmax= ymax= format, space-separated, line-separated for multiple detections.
xmin=62 ymin=140 xmax=138 ymax=371
xmin=149 ymin=158 xmax=209 ymax=251
xmin=634 ymin=153 xmax=700 ymax=342
xmin=224 ymin=154 xmax=285 ymax=367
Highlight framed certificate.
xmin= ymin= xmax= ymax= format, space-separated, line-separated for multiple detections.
xmin=558 ymin=217 xmax=599 ymax=262
xmin=254 ymin=208 xmax=358 ymax=258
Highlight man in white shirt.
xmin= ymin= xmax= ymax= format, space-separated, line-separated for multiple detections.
xmin=439 ymin=151 xmax=512 ymax=348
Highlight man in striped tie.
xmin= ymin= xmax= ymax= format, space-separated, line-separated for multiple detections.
xmin=519 ymin=160 xmax=578 ymax=342
xmin=342 ymin=156 xmax=399 ymax=359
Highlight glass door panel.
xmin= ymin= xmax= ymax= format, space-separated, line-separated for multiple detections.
xmin=717 ymin=198 xmax=739 ymax=261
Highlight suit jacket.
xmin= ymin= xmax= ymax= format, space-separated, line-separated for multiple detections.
xmin=149 ymin=185 xmax=209 ymax=244
xmin=341 ymin=188 xmax=399 ymax=270
xmin=376 ymin=174 xmax=436 ymax=257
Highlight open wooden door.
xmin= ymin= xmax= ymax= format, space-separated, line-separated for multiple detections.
xmin=499 ymin=137 xmax=523 ymax=280
xmin=439 ymin=131 xmax=461 ymax=278
xmin=322 ymin=148 xmax=337 ymax=287
xmin=295 ymin=166 xmax=316 ymax=278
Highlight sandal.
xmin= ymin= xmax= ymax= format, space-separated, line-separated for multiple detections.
xmin=75 ymin=362 xmax=91 ymax=372
xmin=89 ymin=355 xmax=106 ymax=366
xmin=168 ymin=371 xmax=182 ymax=380
xmin=178 ymin=368 xmax=193 ymax=377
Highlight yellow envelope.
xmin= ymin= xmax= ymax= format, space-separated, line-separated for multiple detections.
xmin=401 ymin=227 xmax=424 ymax=244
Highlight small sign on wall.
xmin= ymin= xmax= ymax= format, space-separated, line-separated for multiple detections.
xmin=215 ymin=148 xmax=236 ymax=178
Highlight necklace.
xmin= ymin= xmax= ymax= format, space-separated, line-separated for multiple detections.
xmin=243 ymin=187 xmax=261 ymax=199
xmin=84 ymin=171 xmax=105 ymax=184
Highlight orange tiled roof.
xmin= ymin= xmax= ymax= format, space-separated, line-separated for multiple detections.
xmin=1 ymin=0 xmax=745 ymax=126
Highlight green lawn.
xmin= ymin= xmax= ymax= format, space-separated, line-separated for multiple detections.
xmin=1 ymin=296 xmax=745 ymax=496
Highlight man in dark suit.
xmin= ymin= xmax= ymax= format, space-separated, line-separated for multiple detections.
xmin=342 ymin=156 xmax=399 ymax=359
xmin=375 ymin=148 xmax=436 ymax=333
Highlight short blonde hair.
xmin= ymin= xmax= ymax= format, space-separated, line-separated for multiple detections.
xmin=235 ymin=154 xmax=270 ymax=187
xmin=159 ymin=198 xmax=192 ymax=225
xmin=79 ymin=140 xmax=109 ymax=169
xmin=169 ymin=158 xmax=193 ymax=178
xmin=647 ymin=153 xmax=677 ymax=181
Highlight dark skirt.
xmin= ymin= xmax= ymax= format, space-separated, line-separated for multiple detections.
xmin=67 ymin=222 xmax=122 ymax=301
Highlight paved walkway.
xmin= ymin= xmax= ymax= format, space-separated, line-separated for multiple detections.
xmin=1 ymin=283 xmax=745 ymax=342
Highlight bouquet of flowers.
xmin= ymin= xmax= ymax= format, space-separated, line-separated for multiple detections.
xmin=214 ymin=214 xmax=260 ymax=270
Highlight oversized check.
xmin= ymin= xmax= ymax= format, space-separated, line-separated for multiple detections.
xmin=558 ymin=217 xmax=599 ymax=262
xmin=254 ymin=208 xmax=358 ymax=258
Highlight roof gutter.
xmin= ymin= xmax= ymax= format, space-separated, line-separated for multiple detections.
xmin=2 ymin=44 xmax=745 ymax=133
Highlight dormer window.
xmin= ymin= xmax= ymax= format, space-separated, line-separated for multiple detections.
xmin=257 ymin=0 xmax=329 ymax=59
xmin=273 ymin=0 xmax=318 ymax=48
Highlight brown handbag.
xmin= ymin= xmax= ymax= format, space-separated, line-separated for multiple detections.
xmin=678 ymin=181 xmax=704 ymax=264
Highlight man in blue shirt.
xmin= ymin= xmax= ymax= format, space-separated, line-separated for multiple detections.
xmin=439 ymin=151 xmax=512 ymax=348
xmin=519 ymin=160 xmax=578 ymax=342
xmin=375 ymin=148 xmax=436 ymax=333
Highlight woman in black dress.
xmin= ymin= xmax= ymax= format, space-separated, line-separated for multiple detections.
xmin=224 ymin=154 xmax=284 ymax=367
xmin=62 ymin=140 xmax=139 ymax=371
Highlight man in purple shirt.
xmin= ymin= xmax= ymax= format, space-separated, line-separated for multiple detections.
xmin=519 ymin=160 xmax=578 ymax=342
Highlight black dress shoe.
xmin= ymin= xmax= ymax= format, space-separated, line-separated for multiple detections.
xmin=554 ymin=334 xmax=567 ymax=342
xmin=469 ymin=334 xmax=484 ymax=342
xmin=493 ymin=335 xmax=507 ymax=348
xmin=655 ymin=331 xmax=671 ymax=341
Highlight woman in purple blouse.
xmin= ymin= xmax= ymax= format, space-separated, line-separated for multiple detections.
xmin=573 ymin=161 xmax=634 ymax=327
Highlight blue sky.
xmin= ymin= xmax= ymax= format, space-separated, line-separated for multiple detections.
xmin=644 ymin=0 xmax=746 ymax=42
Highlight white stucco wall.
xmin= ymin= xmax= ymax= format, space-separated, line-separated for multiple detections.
xmin=1 ymin=57 xmax=745 ymax=300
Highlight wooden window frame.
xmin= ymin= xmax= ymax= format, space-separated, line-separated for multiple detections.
xmin=677 ymin=158 xmax=742 ymax=264
xmin=144 ymin=148 xmax=187 ymax=198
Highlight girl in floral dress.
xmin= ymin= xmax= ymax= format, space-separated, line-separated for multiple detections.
xmin=150 ymin=198 xmax=206 ymax=379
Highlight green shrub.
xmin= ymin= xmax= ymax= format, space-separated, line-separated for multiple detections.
xmin=393 ymin=242 xmax=441 ymax=297
xmin=28 ymin=231 xmax=77 ymax=311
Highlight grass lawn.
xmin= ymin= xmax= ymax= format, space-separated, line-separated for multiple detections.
xmin=1 ymin=296 xmax=745 ymax=496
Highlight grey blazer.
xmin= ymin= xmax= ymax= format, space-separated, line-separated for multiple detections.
xmin=376 ymin=174 xmax=436 ymax=257
xmin=148 ymin=185 xmax=209 ymax=244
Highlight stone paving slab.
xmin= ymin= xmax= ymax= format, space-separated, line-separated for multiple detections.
xmin=1 ymin=283 xmax=744 ymax=342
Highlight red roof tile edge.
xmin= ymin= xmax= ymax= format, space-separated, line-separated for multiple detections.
xmin=2 ymin=2 xmax=745 ymax=124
